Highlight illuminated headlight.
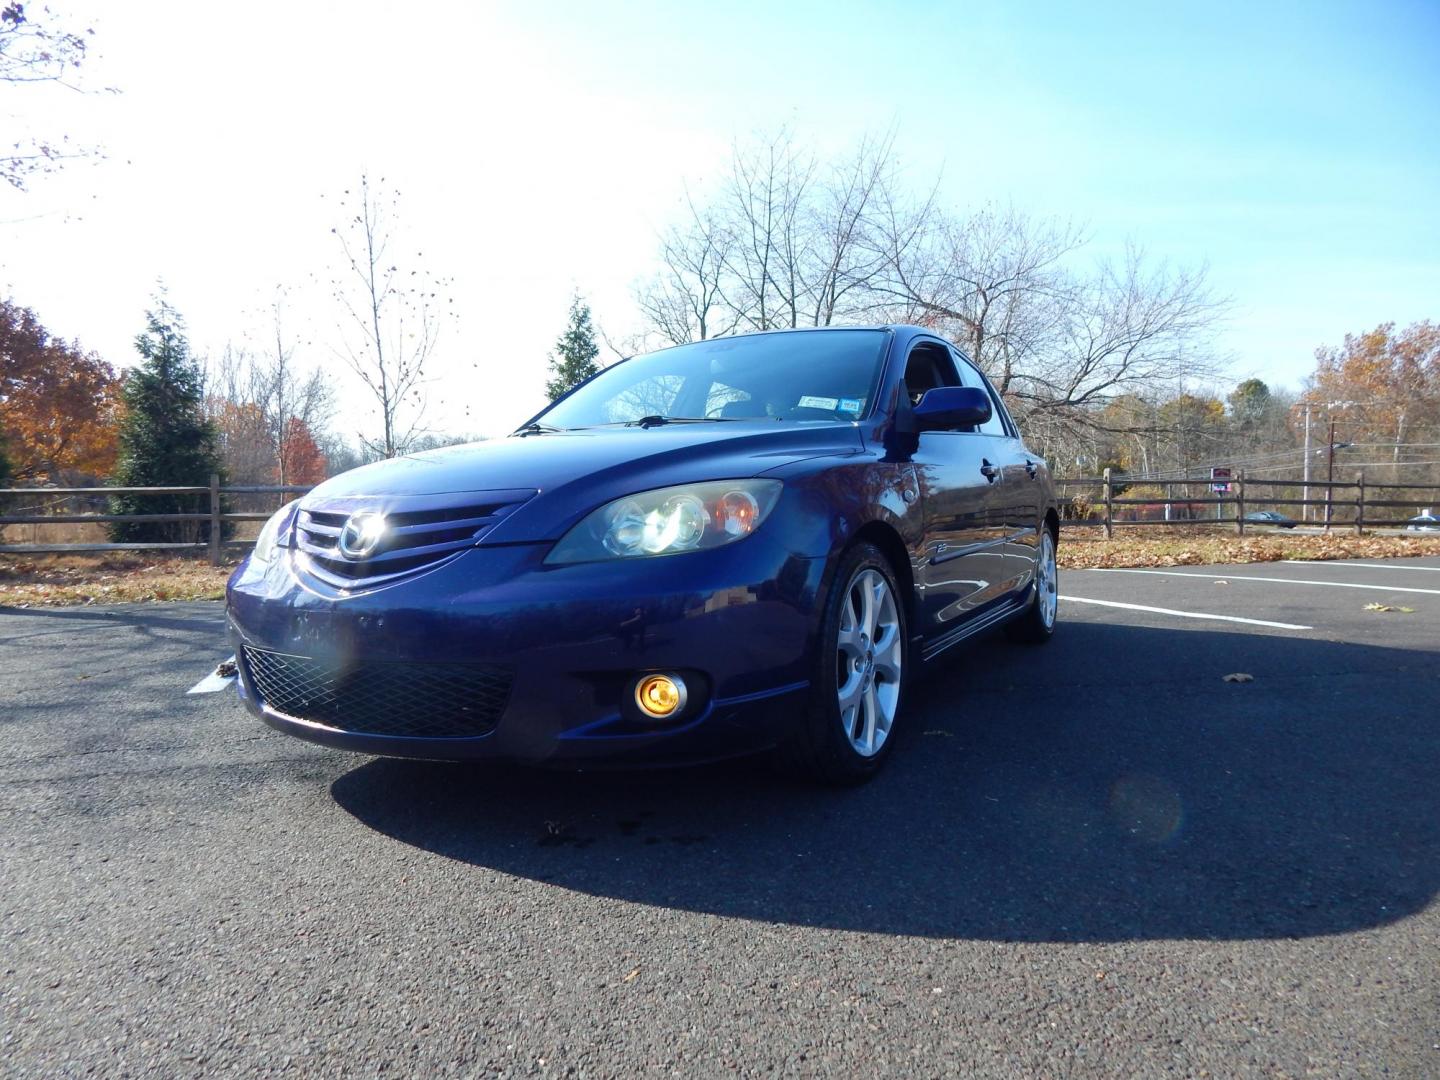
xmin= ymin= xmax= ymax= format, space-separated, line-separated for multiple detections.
xmin=251 ymin=500 xmax=299 ymax=565
xmin=546 ymin=480 xmax=782 ymax=565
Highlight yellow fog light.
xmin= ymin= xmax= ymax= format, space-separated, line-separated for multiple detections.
xmin=634 ymin=673 xmax=687 ymax=719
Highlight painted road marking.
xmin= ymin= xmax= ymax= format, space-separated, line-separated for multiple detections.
xmin=1281 ymin=560 xmax=1440 ymax=573
xmin=1060 ymin=596 xmax=1313 ymax=631
xmin=1094 ymin=568 xmax=1440 ymax=596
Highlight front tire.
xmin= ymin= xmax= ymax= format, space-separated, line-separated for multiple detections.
xmin=1006 ymin=526 xmax=1058 ymax=644
xmin=785 ymin=542 xmax=908 ymax=785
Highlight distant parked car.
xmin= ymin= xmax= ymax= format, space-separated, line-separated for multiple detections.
xmin=1405 ymin=513 xmax=1440 ymax=533
xmin=1243 ymin=510 xmax=1297 ymax=529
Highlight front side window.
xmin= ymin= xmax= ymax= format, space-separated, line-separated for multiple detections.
xmin=902 ymin=342 xmax=961 ymax=406
xmin=536 ymin=330 xmax=890 ymax=430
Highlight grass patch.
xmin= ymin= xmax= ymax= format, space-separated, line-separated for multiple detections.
xmin=1057 ymin=527 xmax=1440 ymax=569
xmin=0 ymin=554 xmax=239 ymax=607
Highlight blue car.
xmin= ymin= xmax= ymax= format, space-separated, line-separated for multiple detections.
xmin=227 ymin=325 xmax=1059 ymax=782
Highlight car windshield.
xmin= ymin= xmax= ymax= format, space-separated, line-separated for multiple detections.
xmin=534 ymin=329 xmax=890 ymax=430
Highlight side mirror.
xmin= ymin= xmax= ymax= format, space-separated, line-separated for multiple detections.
xmin=913 ymin=386 xmax=992 ymax=431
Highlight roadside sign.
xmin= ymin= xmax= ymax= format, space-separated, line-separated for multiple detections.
xmin=1211 ymin=466 xmax=1232 ymax=493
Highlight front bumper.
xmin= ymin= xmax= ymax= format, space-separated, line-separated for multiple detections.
xmin=226 ymin=535 xmax=825 ymax=766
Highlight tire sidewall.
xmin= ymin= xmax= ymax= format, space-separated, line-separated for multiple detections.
xmin=1009 ymin=526 xmax=1058 ymax=643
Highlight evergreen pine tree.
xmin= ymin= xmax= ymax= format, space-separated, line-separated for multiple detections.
xmin=544 ymin=293 xmax=601 ymax=400
xmin=109 ymin=304 xmax=225 ymax=543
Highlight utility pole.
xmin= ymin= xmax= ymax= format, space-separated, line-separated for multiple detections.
xmin=1324 ymin=418 xmax=1337 ymax=531
xmin=1301 ymin=402 xmax=1313 ymax=523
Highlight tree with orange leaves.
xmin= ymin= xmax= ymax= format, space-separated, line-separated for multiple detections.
xmin=0 ymin=297 xmax=122 ymax=482
xmin=1308 ymin=322 xmax=1440 ymax=459
xmin=277 ymin=417 xmax=327 ymax=485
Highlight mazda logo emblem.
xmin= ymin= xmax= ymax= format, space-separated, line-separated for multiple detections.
xmin=337 ymin=511 xmax=387 ymax=560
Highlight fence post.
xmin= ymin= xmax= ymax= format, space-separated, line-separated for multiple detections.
xmin=1355 ymin=470 xmax=1365 ymax=536
xmin=208 ymin=474 xmax=222 ymax=566
xmin=1103 ymin=467 xmax=1114 ymax=539
xmin=1235 ymin=470 xmax=1246 ymax=535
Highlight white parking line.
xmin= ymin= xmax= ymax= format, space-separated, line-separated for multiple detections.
xmin=1281 ymin=560 xmax=1440 ymax=573
xmin=1094 ymin=568 xmax=1440 ymax=596
xmin=1060 ymin=596 xmax=1313 ymax=631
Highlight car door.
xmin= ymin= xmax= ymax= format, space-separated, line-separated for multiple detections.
xmin=904 ymin=340 xmax=1007 ymax=635
xmin=953 ymin=351 xmax=1042 ymax=598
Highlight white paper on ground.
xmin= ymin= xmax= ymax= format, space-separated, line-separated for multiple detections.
xmin=188 ymin=656 xmax=238 ymax=694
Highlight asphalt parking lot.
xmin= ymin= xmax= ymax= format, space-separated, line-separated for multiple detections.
xmin=2 ymin=557 xmax=1437 ymax=1077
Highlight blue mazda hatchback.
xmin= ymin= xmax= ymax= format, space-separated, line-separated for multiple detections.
xmin=227 ymin=325 xmax=1058 ymax=782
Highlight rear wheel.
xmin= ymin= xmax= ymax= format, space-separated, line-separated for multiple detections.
xmin=785 ymin=543 xmax=908 ymax=785
xmin=1006 ymin=526 xmax=1057 ymax=644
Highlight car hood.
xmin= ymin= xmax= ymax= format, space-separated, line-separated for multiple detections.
xmin=302 ymin=421 xmax=864 ymax=542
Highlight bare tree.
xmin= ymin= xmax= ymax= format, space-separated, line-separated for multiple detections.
xmin=804 ymin=127 xmax=910 ymax=326
xmin=204 ymin=295 xmax=334 ymax=484
xmin=637 ymin=130 xmax=1227 ymax=451
xmin=723 ymin=130 xmax=814 ymax=329
xmin=328 ymin=174 xmax=450 ymax=457
xmin=258 ymin=292 xmax=332 ymax=484
xmin=873 ymin=209 xmax=1225 ymax=424
xmin=874 ymin=206 xmax=1083 ymax=390
xmin=636 ymin=128 xmax=908 ymax=345
xmin=635 ymin=194 xmax=738 ymax=345
xmin=1 ymin=2 xmax=109 ymax=189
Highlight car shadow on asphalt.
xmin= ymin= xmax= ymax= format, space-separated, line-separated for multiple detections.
xmin=330 ymin=620 xmax=1438 ymax=942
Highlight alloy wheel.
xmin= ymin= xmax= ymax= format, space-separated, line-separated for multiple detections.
xmin=1037 ymin=530 xmax=1058 ymax=629
xmin=835 ymin=568 xmax=903 ymax=757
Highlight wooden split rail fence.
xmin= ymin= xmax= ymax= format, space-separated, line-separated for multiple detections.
xmin=2 ymin=473 xmax=1438 ymax=562
xmin=0 ymin=478 xmax=314 ymax=564
xmin=1060 ymin=469 xmax=1440 ymax=539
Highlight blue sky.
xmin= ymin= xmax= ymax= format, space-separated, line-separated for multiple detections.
xmin=1 ymin=0 xmax=1436 ymax=436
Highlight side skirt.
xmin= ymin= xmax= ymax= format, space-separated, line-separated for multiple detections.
xmin=917 ymin=591 xmax=1030 ymax=663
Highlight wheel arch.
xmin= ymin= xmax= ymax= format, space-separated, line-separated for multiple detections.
xmin=849 ymin=519 xmax=917 ymax=631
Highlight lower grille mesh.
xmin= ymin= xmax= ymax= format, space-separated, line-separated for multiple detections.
xmin=242 ymin=647 xmax=512 ymax=739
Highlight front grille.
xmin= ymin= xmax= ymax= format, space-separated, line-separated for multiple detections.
xmin=292 ymin=491 xmax=534 ymax=588
xmin=242 ymin=646 xmax=513 ymax=739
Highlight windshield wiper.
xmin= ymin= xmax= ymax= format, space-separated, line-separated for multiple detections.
xmin=627 ymin=415 xmax=742 ymax=428
xmin=514 ymin=421 xmax=564 ymax=436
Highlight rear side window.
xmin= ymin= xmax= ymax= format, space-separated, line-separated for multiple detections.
xmin=953 ymin=354 xmax=1011 ymax=437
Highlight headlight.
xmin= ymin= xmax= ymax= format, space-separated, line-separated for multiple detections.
xmin=251 ymin=500 xmax=298 ymax=565
xmin=546 ymin=480 xmax=782 ymax=565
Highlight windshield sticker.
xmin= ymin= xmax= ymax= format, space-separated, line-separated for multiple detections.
xmin=838 ymin=398 xmax=863 ymax=414
xmin=797 ymin=395 xmax=840 ymax=411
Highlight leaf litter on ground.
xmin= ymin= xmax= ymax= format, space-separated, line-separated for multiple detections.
xmin=2 ymin=530 xmax=1439 ymax=606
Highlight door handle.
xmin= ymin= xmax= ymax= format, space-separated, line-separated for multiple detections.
xmin=1025 ymin=459 xmax=1038 ymax=479
xmin=980 ymin=459 xmax=999 ymax=483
